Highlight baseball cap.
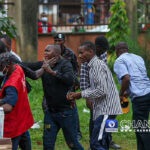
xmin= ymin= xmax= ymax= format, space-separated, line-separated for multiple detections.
xmin=120 ymin=97 xmax=130 ymax=114
xmin=54 ymin=33 xmax=65 ymax=39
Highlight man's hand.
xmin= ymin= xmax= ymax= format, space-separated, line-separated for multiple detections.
xmin=47 ymin=58 xmax=57 ymax=68
xmin=42 ymin=59 xmax=52 ymax=72
xmin=42 ymin=59 xmax=56 ymax=76
xmin=66 ymin=92 xmax=81 ymax=101
xmin=86 ymin=99 xmax=93 ymax=110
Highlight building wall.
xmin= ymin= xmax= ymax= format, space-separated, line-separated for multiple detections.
xmin=11 ymin=33 xmax=150 ymax=65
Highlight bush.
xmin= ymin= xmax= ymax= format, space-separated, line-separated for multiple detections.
xmin=0 ymin=1 xmax=17 ymax=38
xmin=106 ymin=0 xmax=130 ymax=52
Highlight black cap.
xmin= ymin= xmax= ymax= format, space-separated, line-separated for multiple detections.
xmin=54 ymin=33 xmax=65 ymax=39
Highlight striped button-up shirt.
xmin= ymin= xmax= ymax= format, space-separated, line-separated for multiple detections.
xmin=81 ymin=56 xmax=122 ymax=120
xmin=80 ymin=52 xmax=107 ymax=91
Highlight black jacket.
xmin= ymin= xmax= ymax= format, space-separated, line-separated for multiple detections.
xmin=23 ymin=58 xmax=74 ymax=111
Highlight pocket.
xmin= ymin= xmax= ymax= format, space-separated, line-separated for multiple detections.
xmin=62 ymin=110 xmax=73 ymax=117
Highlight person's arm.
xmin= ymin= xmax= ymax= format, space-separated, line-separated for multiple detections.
xmin=43 ymin=60 xmax=74 ymax=86
xmin=22 ymin=61 xmax=43 ymax=71
xmin=1 ymin=86 xmax=18 ymax=113
xmin=120 ymin=75 xmax=130 ymax=97
xmin=11 ymin=56 xmax=43 ymax=80
xmin=114 ymin=59 xmax=130 ymax=97
xmin=1 ymin=104 xmax=13 ymax=114
xmin=80 ymin=63 xmax=92 ymax=109
xmin=81 ymin=66 xmax=106 ymax=99
xmin=80 ymin=63 xmax=90 ymax=91
xmin=19 ymin=62 xmax=43 ymax=80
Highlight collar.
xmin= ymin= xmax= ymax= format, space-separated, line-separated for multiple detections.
xmin=88 ymin=55 xmax=98 ymax=68
xmin=119 ymin=52 xmax=128 ymax=58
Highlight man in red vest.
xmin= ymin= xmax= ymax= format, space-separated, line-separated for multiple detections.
xmin=0 ymin=52 xmax=34 ymax=150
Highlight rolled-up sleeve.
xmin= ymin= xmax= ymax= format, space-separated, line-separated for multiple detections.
xmin=114 ymin=59 xmax=129 ymax=80
xmin=81 ymin=66 xmax=106 ymax=99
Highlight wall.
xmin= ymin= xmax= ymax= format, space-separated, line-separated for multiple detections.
xmin=38 ymin=33 xmax=105 ymax=63
xmin=11 ymin=32 xmax=150 ymax=63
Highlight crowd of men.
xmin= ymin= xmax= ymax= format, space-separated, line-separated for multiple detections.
xmin=0 ymin=33 xmax=150 ymax=150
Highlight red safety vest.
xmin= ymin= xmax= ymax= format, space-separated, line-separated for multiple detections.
xmin=0 ymin=64 xmax=34 ymax=138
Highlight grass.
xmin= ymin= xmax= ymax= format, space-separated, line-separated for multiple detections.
xmin=27 ymin=76 xmax=137 ymax=150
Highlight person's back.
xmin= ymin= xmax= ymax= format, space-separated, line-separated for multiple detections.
xmin=114 ymin=53 xmax=150 ymax=98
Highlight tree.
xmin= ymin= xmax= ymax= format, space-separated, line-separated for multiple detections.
xmin=0 ymin=1 xmax=17 ymax=38
xmin=106 ymin=0 xmax=130 ymax=52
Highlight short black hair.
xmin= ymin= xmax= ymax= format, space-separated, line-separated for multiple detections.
xmin=53 ymin=33 xmax=65 ymax=40
xmin=0 ymin=40 xmax=7 ymax=54
xmin=0 ymin=52 xmax=13 ymax=69
xmin=115 ymin=42 xmax=128 ymax=51
xmin=95 ymin=36 xmax=109 ymax=50
xmin=0 ymin=34 xmax=11 ymax=45
xmin=81 ymin=41 xmax=96 ymax=52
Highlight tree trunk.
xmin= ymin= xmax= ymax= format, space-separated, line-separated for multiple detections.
xmin=125 ymin=0 xmax=138 ymax=41
xmin=8 ymin=0 xmax=38 ymax=61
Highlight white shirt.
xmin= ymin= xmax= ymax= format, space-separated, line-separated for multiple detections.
xmin=114 ymin=53 xmax=150 ymax=99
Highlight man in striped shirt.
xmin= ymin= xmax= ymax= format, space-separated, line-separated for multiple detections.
xmin=67 ymin=41 xmax=122 ymax=150
xmin=80 ymin=36 xmax=120 ymax=149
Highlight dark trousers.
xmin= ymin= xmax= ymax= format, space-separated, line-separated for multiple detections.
xmin=12 ymin=131 xmax=31 ymax=150
xmin=43 ymin=108 xmax=84 ymax=150
xmin=132 ymin=93 xmax=150 ymax=150
xmin=90 ymin=115 xmax=115 ymax=150
xmin=89 ymin=110 xmax=116 ymax=143
xmin=42 ymin=96 xmax=82 ymax=135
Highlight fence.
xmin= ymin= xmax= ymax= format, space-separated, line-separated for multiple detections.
xmin=38 ymin=1 xmax=114 ymax=33
xmin=0 ymin=1 xmax=14 ymax=17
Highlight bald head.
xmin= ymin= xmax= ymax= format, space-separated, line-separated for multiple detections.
xmin=44 ymin=44 xmax=61 ymax=60
xmin=46 ymin=44 xmax=61 ymax=55
xmin=115 ymin=42 xmax=128 ymax=57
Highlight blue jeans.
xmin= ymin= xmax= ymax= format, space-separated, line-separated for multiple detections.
xmin=43 ymin=108 xmax=84 ymax=150
xmin=12 ymin=131 xmax=31 ymax=150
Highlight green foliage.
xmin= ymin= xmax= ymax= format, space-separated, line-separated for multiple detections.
xmin=0 ymin=1 xmax=17 ymax=38
xmin=106 ymin=0 xmax=130 ymax=52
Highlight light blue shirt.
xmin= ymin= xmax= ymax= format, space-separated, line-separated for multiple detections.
xmin=114 ymin=53 xmax=150 ymax=99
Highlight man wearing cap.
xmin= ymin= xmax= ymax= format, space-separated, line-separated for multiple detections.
xmin=114 ymin=42 xmax=150 ymax=150
xmin=53 ymin=33 xmax=79 ymax=75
